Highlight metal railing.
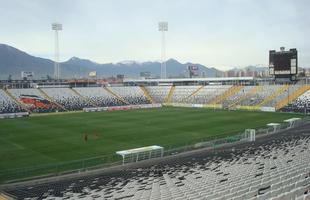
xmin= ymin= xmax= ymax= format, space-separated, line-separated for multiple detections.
xmin=0 ymin=154 xmax=121 ymax=184
xmin=163 ymin=116 xmax=310 ymax=158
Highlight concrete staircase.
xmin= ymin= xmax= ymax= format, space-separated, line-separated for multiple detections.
xmin=181 ymin=85 xmax=205 ymax=103
xmin=103 ymin=87 xmax=129 ymax=105
xmin=276 ymin=85 xmax=310 ymax=110
xmin=229 ymin=85 xmax=262 ymax=108
xmin=140 ymin=86 xmax=154 ymax=103
xmin=70 ymin=88 xmax=98 ymax=107
xmin=256 ymin=85 xmax=289 ymax=107
xmin=0 ymin=193 xmax=13 ymax=200
xmin=37 ymin=88 xmax=67 ymax=111
xmin=164 ymin=85 xmax=175 ymax=104
xmin=209 ymin=85 xmax=244 ymax=104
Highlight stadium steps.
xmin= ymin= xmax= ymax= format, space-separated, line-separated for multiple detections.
xmin=139 ymin=86 xmax=154 ymax=103
xmin=276 ymin=85 xmax=310 ymax=110
xmin=181 ymin=85 xmax=205 ymax=103
xmin=229 ymin=85 xmax=263 ymax=108
xmin=164 ymin=85 xmax=175 ymax=103
xmin=70 ymin=88 xmax=98 ymax=107
xmin=37 ymin=88 xmax=67 ymax=111
xmin=3 ymin=89 xmax=31 ymax=113
xmin=103 ymin=87 xmax=129 ymax=104
xmin=209 ymin=85 xmax=244 ymax=104
xmin=0 ymin=193 xmax=14 ymax=200
xmin=256 ymin=85 xmax=289 ymax=107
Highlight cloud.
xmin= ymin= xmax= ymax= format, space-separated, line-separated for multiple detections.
xmin=0 ymin=0 xmax=309 ymax=69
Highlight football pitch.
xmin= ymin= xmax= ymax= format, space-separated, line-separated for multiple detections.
xmin=0 ymin=107 xmax=300 ymax=181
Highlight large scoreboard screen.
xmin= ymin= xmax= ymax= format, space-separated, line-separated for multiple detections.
xmin=269 ymin=48 xmax=297 ymax=77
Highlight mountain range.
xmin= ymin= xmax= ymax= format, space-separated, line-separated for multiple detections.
xmin=0 ymin=44 xmax=224 ymax=80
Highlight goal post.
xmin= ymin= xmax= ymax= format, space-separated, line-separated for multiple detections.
xmin=116 ymin=145 xmax=164 ymax=165
xmin=244 ymin=129 xmax=256 ymax=142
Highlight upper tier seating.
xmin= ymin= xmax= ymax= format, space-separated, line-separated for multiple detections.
xmin=0 ymin=89 xmax=25 ymax=114
xmin=108 ymin=86 xmax=150 ymax=105
xmin=74 ymin=87 xmax=125 ymax=107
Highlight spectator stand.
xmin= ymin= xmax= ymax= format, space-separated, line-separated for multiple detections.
xmin=145 ymin=86 xmax=171 ymax=103
xmin=0 ymin=89 xmax=27 ymax=114
xmin=104 ymin=87 xmax=129 ymax=105
xmin=70 ymin=88 xmax=98 ymax=107
xmin=139 ymin=85 xmax=154 ymax=103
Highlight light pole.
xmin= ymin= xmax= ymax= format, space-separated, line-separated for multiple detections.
xmin=51 ymin=23 xmax=62 ymax=80
xmin=158 ymin=22 xmax=168 ymax=79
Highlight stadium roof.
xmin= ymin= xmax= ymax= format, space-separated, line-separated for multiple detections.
xmin=123 ymin=77 xmax=254 ymax=83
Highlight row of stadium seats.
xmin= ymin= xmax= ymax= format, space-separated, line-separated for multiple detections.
xmin=281 ymin=90 xmax=310 ymax=113
xmin=145 ymin=86 xmax=171 ymax=103
xmin=73 ymin=87 xmax=125 ymax=107
xmin=237 ymin=85 xmax=283 ymax=106
xmin=264 ymin=84 xmax=300 ymax=107
xmin=1 ymin=84 xmax=310 ymax=114
xmin=0 ymin=86 xmax=151 ymax=113
xmin=5 ymin=123 xmax=310 ymax=199
xmin=41 ymin=88 xmax=94 ymax=111
xmin=170 ymin=86 xmax=201 ymax=103
xmin=222 ymin=85 xmax=256 ymax=107
xmin=8 ymin=88 xmax=60 ymax=113
xmin=185 ymin=85 xmax=231 ymax=104
xmin=108 ymin=86 xmax=150 ymax=105
xmin=145 ymin=85 xmax=310 ymax=113
xmin=0 ymin=89 xmax=25 ymax=114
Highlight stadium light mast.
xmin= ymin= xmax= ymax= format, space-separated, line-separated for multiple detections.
xmin=51 ymin=23 xmax=63 ymax=80
xmin=158 ymin=21 xmax=168 ymax=79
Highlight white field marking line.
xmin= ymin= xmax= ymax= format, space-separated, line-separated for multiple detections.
xmin=0 ymin=137 xmax=25 ymax=150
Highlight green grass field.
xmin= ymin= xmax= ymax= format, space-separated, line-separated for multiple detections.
xmin=0 ymin=107 xmax=300 ymax=181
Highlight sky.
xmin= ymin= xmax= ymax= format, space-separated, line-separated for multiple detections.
xmin=0 ymin=0 xmax=309 ymax=70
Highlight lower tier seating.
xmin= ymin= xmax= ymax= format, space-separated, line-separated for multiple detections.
xmin=0 ymin=89 xmax=25 ymax=114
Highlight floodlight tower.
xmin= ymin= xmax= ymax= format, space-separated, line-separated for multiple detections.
xmin=51 ymin=23 xmax=62 ymax=80
xmin=158 ymin=21 xmax=168 ymax=79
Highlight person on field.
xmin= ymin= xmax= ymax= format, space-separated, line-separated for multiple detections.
xmin=93 ymin=133 xmax=99 ymax=140
xmin=83 ymin=133 xmax=88 ymax=141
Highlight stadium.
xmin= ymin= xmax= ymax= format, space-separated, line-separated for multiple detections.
xmin=1 ymin=1 xmax=310 ymax=199
xmin=1 ymin=76 xmax=310 ymax=199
